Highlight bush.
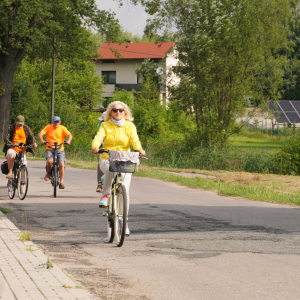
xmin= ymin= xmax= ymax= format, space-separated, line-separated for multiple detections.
xmin=274 ymin=137 xmax=300 ymax=175
xmin=143 ymin=140 xmax=277 ymax=174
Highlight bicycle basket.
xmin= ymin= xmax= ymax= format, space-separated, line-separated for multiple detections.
xmin=108 ymin=150 xmax=139 ymax=173
xmin=1 ymin=161 xmax=8 ymax=175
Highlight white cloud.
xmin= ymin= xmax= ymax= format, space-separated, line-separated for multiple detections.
xmin=95 ymin=0 xmax=148 ymax=36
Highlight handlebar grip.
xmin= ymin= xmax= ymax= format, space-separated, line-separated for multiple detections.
xmin=98 ymin=149 xmax=108 ymax=154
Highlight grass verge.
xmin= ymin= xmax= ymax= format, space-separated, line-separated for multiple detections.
xmin=133 ymin=167 xmax=300 ymax=206
xmin=1 ymin=147 xmax=299 ymax=206
xmin=0 ymin=207 xmax=14 ymax=214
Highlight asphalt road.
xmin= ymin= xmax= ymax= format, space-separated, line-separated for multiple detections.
xmin=1 ymin=160 xmax=300 ymax=300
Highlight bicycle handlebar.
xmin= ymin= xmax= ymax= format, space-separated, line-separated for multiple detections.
xmin=98 ymin=148 xmax=148 ymax=159
xmin=42 ymin=141 xmax=68 ymax=147
xmin=7 ymin=143 xmax=35 ymax=149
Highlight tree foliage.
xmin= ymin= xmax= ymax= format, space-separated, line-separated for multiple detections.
xmin=134 ymin=0 xmax=291 ymax=147
xmin=279 ymin=2 xmax=300 ymax=100
xmin=10 ymin=58 xmax=104 ymax=136
xmin=0 ymin=0 xmax=117 ymax=139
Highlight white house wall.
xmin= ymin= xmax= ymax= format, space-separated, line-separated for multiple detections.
xmin=95 ymin=59 xmax=143 ymax=97
xmin=94 ymin=55 xmax=178 ymax=100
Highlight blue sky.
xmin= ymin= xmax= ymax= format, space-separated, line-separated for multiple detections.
xmin=95 ymin=0 xmax=148 ymax=36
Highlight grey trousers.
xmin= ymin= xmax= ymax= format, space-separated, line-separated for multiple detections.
xmin=97 ymin=155 xmax=104 ymax=184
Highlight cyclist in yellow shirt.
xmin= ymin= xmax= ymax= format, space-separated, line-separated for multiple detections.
xmin=38 ymin=116 xmax=72 ymax=189
xmin=92 ymin=101 xmax=145 ymax=235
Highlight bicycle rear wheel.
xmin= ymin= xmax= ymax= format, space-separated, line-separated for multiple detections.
xmin=7 ymin=169 xmax=16 ymax=199
xmin=17 ymin=165 xmax=28 ymax=200
xmin=114 ymin=184 xmax=128 ymax=247
xmin=107 ymin=195 xmax=114 ymax=243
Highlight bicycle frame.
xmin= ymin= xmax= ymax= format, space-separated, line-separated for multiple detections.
xmin=106 ymin=172 xmax=123 ymax=217
xmin=43 ymin=141 xmax=65 ymax=197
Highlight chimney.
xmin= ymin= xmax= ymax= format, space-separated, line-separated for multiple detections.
xmin=110 ymin=37 xmax=112 ymax=43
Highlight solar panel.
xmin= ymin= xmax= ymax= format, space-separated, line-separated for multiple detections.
xmin=279 ymin=101 xmax=293 ymax=111
xmin=291 ymin=101 xmax=300 ymax=111
xmin=267 ymin=100 xmax=300 ymax=123
xmin=286 ymin=112 xmax=300 ymax=123
xmin=278 ymin=116 xmax=289 ymax=123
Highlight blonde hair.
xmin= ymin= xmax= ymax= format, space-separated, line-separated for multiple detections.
xmin=105 ymin=101 xmax=134 ymax=122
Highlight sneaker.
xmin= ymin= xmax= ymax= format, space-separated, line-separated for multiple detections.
xmin=20 ymin=185 xmax=25 ymax=194
xmin=44 ymin=173 xmax=51 ymax=181
xmin=59 ymin=183 xmax=65 ymax=189
xmin=125 ymin=224 xmax=130 ymax=236
xmin=99 ymin=194 xmax=108 ymax=207
xmin=6 ymin=173 xmax=13 ymax=180
xmin=96 ymin=184 xmax=102 ymax=193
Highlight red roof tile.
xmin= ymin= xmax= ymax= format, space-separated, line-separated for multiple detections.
xmin=95 ymin=42 xmax=175 ymax=60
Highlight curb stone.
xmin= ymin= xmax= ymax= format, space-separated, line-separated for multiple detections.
xmin=0 ymin=211 xmax=94 ymax=300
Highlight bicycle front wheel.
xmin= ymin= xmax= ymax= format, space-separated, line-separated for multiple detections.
xmin=8 ymin=169 xmax=16 ymax=199
xmin=53 ymin=165 xmax=57 ymax=198
xmin=107 ymin=195 xmax=114 ymax=243
xmin=114 ymin=184 xmax=128 ymax=247
xmin=17 ymin=165 xmax=28 ymax=200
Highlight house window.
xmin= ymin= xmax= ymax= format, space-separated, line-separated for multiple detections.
xmin=150 ymin=59 xmax=159 ymax=63
xmin=102 ymin=60 xmax=115 ymax=63
xmin=102 ymin=71 xmax=116 ymax=84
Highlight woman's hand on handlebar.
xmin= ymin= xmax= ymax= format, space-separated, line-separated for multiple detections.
xmin=92 ymin=147 xmax=99 ymax=154
xmin=138 ymin=149 xmax=146 ymax=157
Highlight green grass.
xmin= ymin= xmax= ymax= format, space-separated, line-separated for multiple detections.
xmin=133 ymin=170 xmax=300 ymax=206
xmin=0 ymin=207 xmax=14 ymax=214
xmin=228 ymin=135 xmax=284 ymax=153
xmin=19 ymin=231 xmax=32 ymax=241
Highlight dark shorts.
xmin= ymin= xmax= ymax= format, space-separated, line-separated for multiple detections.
xmin=46 ymin=150 xmax=66 ymax=163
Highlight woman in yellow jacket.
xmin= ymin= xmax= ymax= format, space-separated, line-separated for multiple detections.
xmin=92 ymin=101 xmax=145 ymax=235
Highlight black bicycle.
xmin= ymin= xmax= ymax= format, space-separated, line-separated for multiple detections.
xmin=43 ymin=141 xmax=67 ymax=198
xmin=6 ymin=143 xmax=33 ymax=200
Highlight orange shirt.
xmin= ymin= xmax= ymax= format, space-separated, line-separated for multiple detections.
xmin=41 ymin=125 xmax=70 ymax=152
xmin=12 ymin=126 xmax=27 ymax=153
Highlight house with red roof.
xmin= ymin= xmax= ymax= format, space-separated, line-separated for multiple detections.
xmin=94 ymin=42 xmax=178 ymax=106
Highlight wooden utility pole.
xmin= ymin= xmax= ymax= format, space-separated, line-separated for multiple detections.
xmin=51 ymin=37 xmax=56 ymax=122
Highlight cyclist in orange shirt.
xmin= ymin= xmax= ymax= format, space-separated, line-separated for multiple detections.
xmin=3 ymin=115 xmax=37 ymax=181
xmin=38 ymin=116 xmax=72 ymax=189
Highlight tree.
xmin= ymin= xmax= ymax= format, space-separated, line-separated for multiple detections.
xmin=10 ymin=58 xmax=104 ymax=146
xmin=133 ymin=75 xmax=168 ymax=143
xmin=279 ymin=2 xmax=300 ymax=100
xmin=0 ymin=0 xmax=117 ymax=139
xmin=134 ymin=0 xmax=291 ymax=147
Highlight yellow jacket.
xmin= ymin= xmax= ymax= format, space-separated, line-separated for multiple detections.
xmin=92 ymin=119 xmax=142 ymax=159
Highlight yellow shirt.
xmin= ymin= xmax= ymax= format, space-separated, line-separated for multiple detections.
xmin=12 ymin=126 xmax=26 ymax=153
xmin=92 ymin=119 xmax=142 ymax=159
xmin=41 ymin=125 xmax=70 ymax=151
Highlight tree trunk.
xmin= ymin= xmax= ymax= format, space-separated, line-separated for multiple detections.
xmin=0 ymin=48 xmax=26 ymax=141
